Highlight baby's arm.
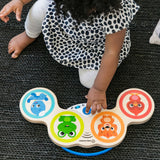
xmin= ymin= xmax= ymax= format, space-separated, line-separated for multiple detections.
xmin=0 ymin=0 xmax=32 ymax=23
xmin=86 ymin=29 xmax=126 ymax=114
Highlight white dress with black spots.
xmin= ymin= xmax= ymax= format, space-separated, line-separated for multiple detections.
xmin=42 ymin=0 xmax=140 ymax=70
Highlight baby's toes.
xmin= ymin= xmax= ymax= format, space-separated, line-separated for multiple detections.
xmin=8 ymin=40 xmax=15 ymax=54
xmin=8 ymin=46 xmax=14 ymax=54
xmin=11 ymin=50 xmax=20 ymax=59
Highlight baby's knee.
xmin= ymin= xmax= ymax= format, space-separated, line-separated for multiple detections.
xmin=79 ymin=76 xmax=93 ymax=88
xmin=78 ymin=69 xmax=98 ymax=89
xmin=29 ymin=0 xmax=50 ymax=20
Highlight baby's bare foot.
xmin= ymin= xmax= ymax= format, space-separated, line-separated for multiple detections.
xmin=8 ymin=31 xmax=36 ymax=58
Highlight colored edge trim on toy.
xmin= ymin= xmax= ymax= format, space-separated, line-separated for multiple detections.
xmin=61 ymin=147 xmax=113 ymax=157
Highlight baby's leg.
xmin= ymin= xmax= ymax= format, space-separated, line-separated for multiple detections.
xmin=78 ymin=68 xmax=99 ymax=88
xmin=8 ymin=0 xmax=51 ymax=58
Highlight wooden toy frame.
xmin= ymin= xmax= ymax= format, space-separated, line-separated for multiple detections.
xmin=19 ymin=88 xmax=154 ymax=149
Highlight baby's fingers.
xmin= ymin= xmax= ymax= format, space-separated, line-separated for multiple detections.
xmin=15 ymin=8 xmax=22 ymax=21
xmin=86 ymin=100 xmax=92 ymax=113
xmin=91 ymin=104 xmax=97 ymax=114
xmin=102 ymin=102 xmax=107 ymax=110
xmin=97 ymin=104 xmax=102 ymax=113
xmin=0 ymin=6 xmax=13 ymax=22
xmin=0 ymin=15 xmax=9 ymax=23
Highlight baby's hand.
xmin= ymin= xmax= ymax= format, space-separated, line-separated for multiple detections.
xmin=0 ymin=0 xmax=24 ymax=23
xmin=85 ymin=87 xmax=107 ymax=114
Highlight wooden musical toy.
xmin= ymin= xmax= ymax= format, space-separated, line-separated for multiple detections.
xmin=19 ymin=88 xmax=154 ymax=155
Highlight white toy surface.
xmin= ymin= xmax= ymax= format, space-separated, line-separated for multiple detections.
xmin=19 ymin=88 xmax=154 ymax=148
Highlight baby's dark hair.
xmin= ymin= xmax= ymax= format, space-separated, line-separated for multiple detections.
xmin=54 ymin=0 xmax=122 ymax=24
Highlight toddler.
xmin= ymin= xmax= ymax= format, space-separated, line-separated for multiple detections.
xmin=0 ymin=0 xmax=139 ymax=114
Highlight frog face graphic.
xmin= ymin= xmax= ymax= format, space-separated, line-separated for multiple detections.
xmin=57 ymin=116 xmax=77 ymax=138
